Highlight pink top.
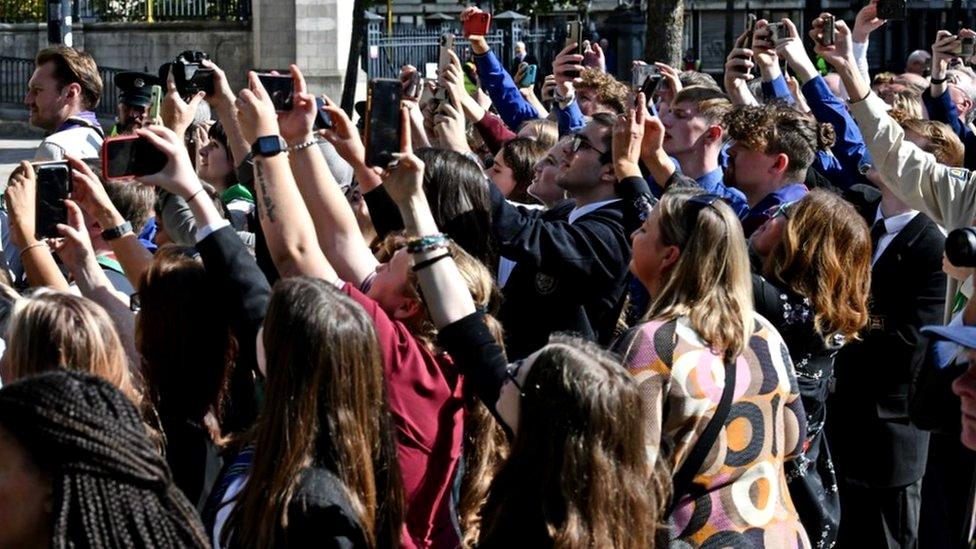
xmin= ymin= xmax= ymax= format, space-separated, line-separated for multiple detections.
xmin=343 ymin=283 xmax=464 ymax=548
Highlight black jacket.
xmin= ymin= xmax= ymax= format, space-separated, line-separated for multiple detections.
xmin=491 ymin=177 xmax=650 ymax=360
xmin=827 ymin=193 xmax=946 ymax=488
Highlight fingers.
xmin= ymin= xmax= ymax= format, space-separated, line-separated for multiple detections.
xmin=135 ymin=126 xmax=176 ymax=156
xmin=247 ymin=71 xmax=269 ymax=100
xmin=187 ymin=91 xmax=206 ymax=111
xmin=166 ymin=65 xmax=178 ymax=93
xmin=635 ymin=92 xmax=646 ymax=125
xmin=447 ymin=49 xmax=461 ymax=69
xmin=63 ymin=199 xmax=86 ymax=233
xmin=400 ymin=105 xmax=413 ymax=154
xmin=783 ymin=18 xmax=799 ymax=38
xmin=290 ymin=64 xmax=308 ymax=95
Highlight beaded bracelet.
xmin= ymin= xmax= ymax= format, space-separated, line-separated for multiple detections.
xmin=406 ymin=234 xmax=449 ymax=254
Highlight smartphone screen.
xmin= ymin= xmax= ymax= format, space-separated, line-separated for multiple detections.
xmin=314 ymin=97 xmax=333 ymax=130
xmin=365 ymin=79 xmax=403 ymax=168
xmin=257 ymin=74 xmax=294 ymax=112
xmin=34 ymin=162 xmax=72 ymax=239
xmin=567 ymin=21 xmax=583 ymax=55
xmin=103 ymin=136 xmax=168 ymax=179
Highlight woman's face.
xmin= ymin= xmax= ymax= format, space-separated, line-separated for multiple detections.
xmin=953 ymin=354 xmax=976 ymax=451
xmin=366 ymin=249 xmax=417 ymax=320
xmin=0 ymin=424 xmax=51 ymax=549
xmin=198 ymin=139 xmax=233 ymax=189
xmin=750 ymin=209 xmax=789 ymax=258
xmin=496 ymin=347 xmax=543 ymax=436
xmin=528 ymin=144 xmax=568 ymax=207
xmin=488 ymin=151 xmax=517 ymax=197
xmin=629 ymin=207 xmax=678 ymax=295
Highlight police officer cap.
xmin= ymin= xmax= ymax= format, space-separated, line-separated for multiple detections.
xmin=115 ymin=72 xmax=161 ymax=108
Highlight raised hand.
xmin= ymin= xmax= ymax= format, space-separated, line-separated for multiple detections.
xmin=276 ymin=64 xmax=317 ymax=145
xmin=582 ymin=40 xmax=606 ymax=72
xmin=235 ymin=71 xmax=281 ymax=146
xmin=655 ymin=62 xmax=682 ymax=106
xmin=433 ymin=86 xmax=470 ymax=154
xmin=853 ymin=0 xmax=886 ymax=43
xmin=811 ymin=14 xmax=855 ymax=70
xmin=383 ymin=106 xmax=425 ymax=206
xmin=160 ymin=65 xmax=205 ymax=138
xmin=4 ymin=161 xmax=37 ymax=247
xmin=65 ymin=155 xmax=125 ymax=230
xmin=133 ymin=125 xmax=203 ymax=199
xmin=49 ymin=199 xmax=96 ymax=277
xmin=552 ymin=43 xmax=585 ymax=87
xmin=317 ymin=94 xmax=368 ymax=168
xmin=612 ymin=93 xmax=646 ymax=180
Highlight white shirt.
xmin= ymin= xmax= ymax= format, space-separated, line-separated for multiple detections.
xmin=34 ymin=125 xmax=103 ymax=161
xmin=872 ymin=207 xmax=919 ymax=266
xmin=496 ymin=198 xmax=621 ymax=288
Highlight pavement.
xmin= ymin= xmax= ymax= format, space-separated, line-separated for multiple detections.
xmin=0 ymin=138 xmax=40 ymax=190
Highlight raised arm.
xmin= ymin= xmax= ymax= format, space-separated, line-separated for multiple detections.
xmin=275 ymin=64 xmax=378 ymax=287
xmin=852 ymin=0 xmax=885 ymax=86
xmin=201 ymin=59 xmax=251 ymax=165
xmin=235 ymin=72 xmax=338 ymax=282
xmin=65 ymin=156 xmax=154 ymax=290
xmin=4 ymin=162 xmax=70 ymax=290
xmin=752 ymin=19 xmax=794 ymax=105
xmin=724 ymin=32 xmax=760 ymax=107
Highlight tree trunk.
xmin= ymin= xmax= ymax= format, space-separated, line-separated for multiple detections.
xmin=644 ymin=0 xmax=684 ymax=68
xmin=341 ymin=0 xmax=368 ymax=117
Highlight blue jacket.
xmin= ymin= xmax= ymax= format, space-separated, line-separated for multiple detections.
xmin=557 ymin=98 xmax=586 ymax=136
xmin=923 ymin=89 xmax=976 ymax=170
xmin=473 ymin=49 xmax=539 ymax=131
xmin=802 ymin=75 xmax=873 ymax=189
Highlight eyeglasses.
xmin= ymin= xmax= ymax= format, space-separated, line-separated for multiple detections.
xmin=505 ymin=359 xmax=526 ymax=396
xmin=763 ymin=200 xmax=797 ymax=220
xmin=683 ymin=194 xmax=721 ymax=237
xmin=129 ymin=292 xmax=141 ymax=313
xmin=570 ymin=134 xmax=610 ymax=160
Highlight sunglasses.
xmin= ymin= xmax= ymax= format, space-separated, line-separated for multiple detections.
xmin=763 ymin=200 xmax=797 ymax=220
xmin=683 ymin=194 xmax=721 ymax=236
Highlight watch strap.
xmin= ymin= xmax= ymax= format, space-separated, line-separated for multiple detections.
xmin=250 ymin=135 xmax=288 ymax=158
xmin=101 ymin=220 xmax=133 ymax=241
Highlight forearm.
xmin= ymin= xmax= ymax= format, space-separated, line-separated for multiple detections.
xmin=474 ymin=51 xmax=540 ymax=130
xmin=212 ymin=95 xmax=251 ymax=164
xmin=727 ymin=79 xmax=760 ymax=106
xmin=73 ymin=255 xmax=139 ymax=369
xmin=785 ymin=53 xmax=820 ymax=85
xmin=642 ymin=149 xmax=678 ymax=185
xmin=93 ymin=203 xmax=153 ymax=289
xmin=521 ymin=89 xmax=548 ymax=118
xmin=836 ymin=57 xmax=871 ymax=102
xmin=253 ymin=154 xmax=338 ymax=281
xmin=289 ymin=140 xmax=377 ymax=285
xmin=21 ymin=244 xmax=69 ymax=291
xmin=852 ymin=41 xmax=872 ymax=87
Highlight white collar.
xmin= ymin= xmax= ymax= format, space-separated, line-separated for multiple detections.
xmin=874 ymin=206 xmax=918 ymax=234
xmin=568 ymin=198 xmax=621 ymax=224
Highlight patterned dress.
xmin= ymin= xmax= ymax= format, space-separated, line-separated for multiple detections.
xmin=618 ymin=314 xmax=811 ymax=548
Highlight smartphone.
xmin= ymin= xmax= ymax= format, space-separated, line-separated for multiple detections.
xmin=519 ymin=64 xmax=538 ymax=87
xmin=404 ymin=72 xmax=423 ymax=100
xmin=314 ymin=97 xmax=333 ymax=131
xmin=463 ymin=12 xmax=491 ymax=37
xmin=876 ymin=0 xmax=906 ymax=20
xmin=962 ymin=36 xmax=976 ymax=57
xmin=767 ymin=22 xmax=786 ymax=44
xmin=435 ymin=33 xmax=455 ymax=101
xmin=821 ymin=14 xmax=836 ymax=47
xmin=566 ymin=20 xmax=583 ymax=56
xmin=365 ymin=79 xmax=403 ymax=168
xmin=33 ymin=161 xmax=72 ymax=239
xmin=257 ymin=73 xmax=294 ymax=112
xmin=101 ymin=134 xmax=168 ymax=180
xmin=148 ymin=84 xmax=162 ymax=121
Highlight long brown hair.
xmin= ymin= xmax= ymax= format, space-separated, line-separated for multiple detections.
xmin=225 ymin=277 xmax=404 ymax=548
xmin=763 ymin=189 xmax=871 ymax=342
xmin=3 ymin=290 xmax=141 ymax=406
xmin=644 ymin=188 xmax=754 ymax=362
xmin=136 ymin=245 xmax=235 ymax=431
xmin=479 ymin=335 xmax=661 ymax=548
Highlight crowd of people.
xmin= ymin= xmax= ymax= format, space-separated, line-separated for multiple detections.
xmin=4 ymin=1 xmax=976 ymax=547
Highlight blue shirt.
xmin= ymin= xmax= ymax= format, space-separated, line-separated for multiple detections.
xmin=743 ymin=183 xmax=809 ymax=236
xmin=473 ymin=49 xmax=539 ymax=132
xmin=802 ymin=75 xmax=872 ymax=189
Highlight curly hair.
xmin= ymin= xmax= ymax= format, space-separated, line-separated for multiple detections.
xmin=576 ymin=68 xmax=630 ymax=114
xmin=901 ymin=118 xmax=966 ymax=167
xmin=724 ymin=104 xmax=835 ymax=180
xmin=763 ymin=189 xmax=871 ymax=343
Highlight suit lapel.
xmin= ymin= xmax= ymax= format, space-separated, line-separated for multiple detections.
xmin=873 ymin=212 xmax=927 ymax=275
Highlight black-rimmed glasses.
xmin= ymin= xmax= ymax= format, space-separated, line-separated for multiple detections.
xmin=570 ymin=134 xmax=611 ymax=161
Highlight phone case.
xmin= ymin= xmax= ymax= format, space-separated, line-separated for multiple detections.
xmin=519 ymin=65 xmax=538 ymax=87
xmin=463 ymin=13 xmax=491 ymax=37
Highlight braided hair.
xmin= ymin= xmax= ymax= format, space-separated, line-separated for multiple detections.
xmin=0 ymin=370 xmax=209 ymax=548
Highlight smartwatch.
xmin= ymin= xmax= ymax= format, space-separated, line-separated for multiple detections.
xmin=250 ymin=135 xmax=288 ymax=158
xmin=101 ymin=220 xmax=133 ymax=241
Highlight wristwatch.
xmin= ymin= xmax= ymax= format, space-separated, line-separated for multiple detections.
xmin=250 ymin=135 xmax=288 ymax=158
xmin=101 ymin=220 xmax=133 ymax=241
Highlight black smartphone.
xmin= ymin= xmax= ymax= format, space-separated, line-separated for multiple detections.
xmin=365 ymin=79 xmax=403 ymax=168
xmin=314 ymin=97 xmax=333 ymax=130
xmin=101 ymin=135 xmax=168 ymax=180
xmin=33 ymin=161 xmax=72 ymax=239
xmin=632 ymin=64 xmax=661 ymax=102
xmin=257 ymin=74 xmax=294 ymax=112
xmin=567 ymin=20 xmax=583 ymax=55
xmin=822 ymin=14 xmax=836 ymax=46
xmin=876 ymin=0 xmax=906 ymax=21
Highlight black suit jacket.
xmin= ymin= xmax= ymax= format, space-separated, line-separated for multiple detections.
xmin=493 ymin=177 xmax=650 ymax=360
xmin=828 ymin=195 xmax=945 ymax=488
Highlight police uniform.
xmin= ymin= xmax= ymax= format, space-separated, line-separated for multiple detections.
xmin=110 ymin=71 xmax=161 ymax=136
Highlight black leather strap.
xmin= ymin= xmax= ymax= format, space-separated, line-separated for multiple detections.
xmin=667 ymin=344 xmax=737 ymax=514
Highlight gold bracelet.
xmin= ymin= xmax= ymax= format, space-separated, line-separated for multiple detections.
xmin=19 ymin=242 xmax=49 ymax=258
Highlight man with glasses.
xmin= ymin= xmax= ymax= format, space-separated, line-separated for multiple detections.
xmin=490 ymin=113 xmax=644 ymax=360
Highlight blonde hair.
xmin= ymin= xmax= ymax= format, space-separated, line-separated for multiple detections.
xmin=643 ymin=189 xmax=754 ymax=361
xmin=901 ymin=118 xmax=966 ymax=167
xmin=672 ymin=86 xmax=732 ymax=126
xmin=4 ymin=290 xmax=140 ymax=405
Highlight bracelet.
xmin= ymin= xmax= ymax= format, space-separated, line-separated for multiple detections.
xmin=931 ymin=76 xmax=947 ymax=85
xmin=411 ymin=252 xmax=453 ymax=272
xmin=289 ymin=137 xmax=319 ymax=152
xmin=185 ymin=187 xmax=207 ymax=203
xmin=19 ymin=242 xmax=48 ymax=258
xmin=406 ymin=234 xmax=449 ymax=254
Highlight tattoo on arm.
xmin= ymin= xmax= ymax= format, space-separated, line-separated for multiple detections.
xmin=255 ymin=159 xmax=277 ymax=223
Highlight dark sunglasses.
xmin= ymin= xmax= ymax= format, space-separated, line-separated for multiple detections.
xmin=683 ymin=194 xmax=721 ymax=237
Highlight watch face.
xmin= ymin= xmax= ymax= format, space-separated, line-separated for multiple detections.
xmin=256 ymin=135 xmax=283 ymax=156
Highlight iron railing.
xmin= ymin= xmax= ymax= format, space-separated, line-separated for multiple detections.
xmin=0 ymin=0 xmax=250 ymax=23
xmin=0 ymin=56 xmax=127 ymax=118
xmin=365 ymin=27 xmax=506 ymax=80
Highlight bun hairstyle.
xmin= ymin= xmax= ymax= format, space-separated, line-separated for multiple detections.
xmin=816 ymin=121 xmax=836 ymax=151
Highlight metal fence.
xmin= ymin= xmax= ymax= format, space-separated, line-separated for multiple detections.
xmin=0 ymin=0 xmax=250 ymax=23
xmin=0 ymin=56 xmax=127 ymax=118
xmin=364 ymin=26 xmax=505 ymax=80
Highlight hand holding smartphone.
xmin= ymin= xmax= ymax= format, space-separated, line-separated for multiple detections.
xmin=101 ymin=135 xmax=168 ymax=181
xmin=821 ymin=15 xmax=836 ymax=47
xmin=463 ymin=12 xmax=491 ymax=38
xmin=33 ymin=161 xmax=72 ymax=239
xmin=876 ymin=0 xmax=907 ymax=21
xmin=365 ymin=79 xmax=403 ymax=168
xmin=257 ymin=73 xmax=295 ymax=112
